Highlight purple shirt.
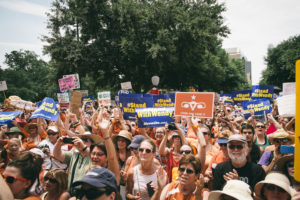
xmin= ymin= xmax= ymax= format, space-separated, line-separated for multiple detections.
xmin=258 ymin=151 xmax=272 ymax=166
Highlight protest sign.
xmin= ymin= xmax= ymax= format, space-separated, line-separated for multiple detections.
xmin=30 ymin=98 xmax=59 ymax=121
xmin=277 ymin=94 xmax=295 ymax=117
xmin=175 ymin=92 xmax=214 ymax=118
xmin=57 ymin=91 xmax=69 ymax=108
xmin=251 ymin=85 xmax=273 ymax=99
xmin=0 ymin=111 xmax=23 ymax=124
xmin=232 ymin=90 xmax=251 ymax=104
xmin=70 ymin=91 xmax=82 ymax=119
xmin=63 ymin=74 xmax=80 ymax=89
xmin=144 ymin=93 xmax=175 ymax=107
xmin=220 ymin=94 xmax=233 ymax=105
xmin=0 ymin=81 xmax=7 ymax=91
xmin=295 ymin=60 xmax=300 ymax=181
xmin=119 ymin=96 xmax=153 ymax=120
xmin=58 ymin=76 xmax=75 ymax=92
xmin=121 ymin=81 xmax=132 ymax=90
xmin=115 ymin=90 xmax=131 ymax=105
xmin=242 ymin=99 xmax=271 ymax=116
xmin=136 ymin=107 xmax=174 ymax=128
xmin=97 ymin=91 xmax=111 ymax=106
xmin=76 ymin=90 xmax=88 ymax=97
xmin=283 ymin=82 xmax=296 ymax=95
xmin=82 ymin=96 xmax=94 ymax=105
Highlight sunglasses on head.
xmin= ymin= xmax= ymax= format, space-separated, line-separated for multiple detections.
xmin=256 ymin=125 xmax=265 ymax=128
xmin=178 ymin=167 xmax=195 ymax=174
xmin=265 ymin=184 xmax=286 ymax=193
xmin=44 ymin=176 xmax=57 ymax=184
xmin=138 ymin=148 xmax=153 ymax=153
xmin=219 ymin=143 xmax=227 ymax=147
xmin=77 ymin=188 xmax=106 ymax=199
xmin=228 ymin=144 xmax=244 ymax=150
xmin=179 ymin=150 xmax=191 ymax=155
xmin=3 ymin=175 xmax=27 ymax=184
xmin=47 ymin=132 xmax=58 ymax=136
xmin=273 ymin=138 xmax=290 ymax=144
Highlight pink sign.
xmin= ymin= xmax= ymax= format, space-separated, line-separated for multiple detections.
xmin=58 ymin=76 xmax=75 ymax=92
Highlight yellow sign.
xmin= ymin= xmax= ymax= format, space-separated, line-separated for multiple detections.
xmin=295 ymin=60 xmax=300 ymax=181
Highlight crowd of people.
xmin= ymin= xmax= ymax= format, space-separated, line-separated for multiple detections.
xmin=0 ymin=97 xmax=299 ymax=200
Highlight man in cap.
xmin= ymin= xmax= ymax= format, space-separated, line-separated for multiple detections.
xmin=212 ymin=134 xmax=265 ymax=191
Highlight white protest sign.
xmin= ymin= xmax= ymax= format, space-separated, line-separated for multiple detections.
xmin=97 ymin=91 xmax=111 ymax=106
xmin=57 ymin=92 xmax=70 ymax=103
xmin=63 ymin=74 xmax=80 ymax=89
xmin=283 ymin=82 xmax=296 ymax=95
xmin=277 ymin=94 xmax=295 ymax=117
xmin=77 ymin=90 xmax=88 ymax=97
xmin=0 ymin=81 xmax=7 ymax=91
xmin=121 ymin=81 xmax=132 ymax=90
xmin=58 ymin=76 xmax=75 ymax=92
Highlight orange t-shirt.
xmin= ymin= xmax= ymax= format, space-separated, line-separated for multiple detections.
xmin=165 ymin=182 xmax=205 ymax=200
xmin=208 ymin=150 xmax=229 ymax=170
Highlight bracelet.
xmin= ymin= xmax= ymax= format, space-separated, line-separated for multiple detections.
xmin=81 ymin=145 xmax=88 ymax=152
xmin=104 ymin=136 xmax=110 ymax=140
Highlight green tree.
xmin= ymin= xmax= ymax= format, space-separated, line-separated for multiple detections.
xmin=0 ymin=50 xmax=57 ymax=102
xmin=260 ymin=35 xmax=300 ymax=87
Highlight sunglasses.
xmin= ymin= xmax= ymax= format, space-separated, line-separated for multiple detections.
xmin=265 ymin=184 xmax=286 ymax=193
xmin=178 ymin=167 xmax=195 ymax=174
xmin=273 ymin=138 xmax=290 ymax=144
xmin=219 ymin=143 xmax=227 ymax=147
xmin=47 ymin=132 xmax=58 ymax=136
xmin=77 ymin=188 xmax=106 ymax=199
xmin=3 ymin=175 xmax=27 ymax=183
xmin=256 ymin=125 xmax=265 ymax=128
xmin=82 ymin=138 xmax=91 ymax=143
xmin=138 ymin=148 xmax=153 ymax=153
xmin=179 ymin=150 xmax=192 ymax=155
xmin=287 ymin=162 xmax=294 ymax=168
xmin=91 ymin=152 xmax=105 ymax=157
xmin=242 ymin=131 xmax=253 ymax=135
xmin=202 ymin=132 xmax=209 ymax=135
xmin=130 ymin=147 xmax=138 ymax=151
xmin=44 ymin=176 xmax=58 ymax=184
xmin=228 ymin=144 xmax=244 ymax=150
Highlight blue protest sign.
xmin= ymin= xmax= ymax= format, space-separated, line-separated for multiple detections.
xmin=232 ymin=90 xmax=252 ymax=104
xmin=220 ymin=94 xmax=234 ymax=105
xmin=0 ymin=111 xmax=23 ymax=125
xmin=82 ymin=96 xmax=94 ymax=104
xmin=242 ymin=99 xmax=271 ymax=116
xmin=136 ymin=107 xmax=174 ymax=128
xmin=30 ymin=97 xmax=59 ymax=121
xmin=119 ymin=96 xmax=153 ymax=120
xmin=251 ymin=85 xmax=274 ymax=99
xmin=153 ymin=94 xmax=175 ymax=107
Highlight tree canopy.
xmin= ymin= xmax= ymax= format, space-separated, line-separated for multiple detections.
xmin=260 ymin=35 xmax=300 ymax=87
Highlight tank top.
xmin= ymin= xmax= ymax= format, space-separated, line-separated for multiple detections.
xmin=133 ymin=166 xmax=158 ymax=200
xmin=166 ymin=150 xmax=180 ymax=182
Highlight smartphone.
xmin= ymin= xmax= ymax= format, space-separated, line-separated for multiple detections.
xmin=146 ymin=181 xmax=155 ymax=197
xmin=62 ymin=137 xmax=74 ymax=144
xmin=168 ymin=123 xmax=177 ymax=130
xmin=280 ymin=145 xmax=294 ymax=154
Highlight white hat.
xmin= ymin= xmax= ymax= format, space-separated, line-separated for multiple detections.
xmin=254 ymin=172 xmax=292 ymax=199
xmin=47 ymin=126 xmax=58 ymax=133
xmin=208 ymin=180 xmax=253 ymax=200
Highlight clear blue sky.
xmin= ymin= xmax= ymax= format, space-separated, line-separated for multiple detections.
xmin=1 ymin=0 xmax=300 ymax=85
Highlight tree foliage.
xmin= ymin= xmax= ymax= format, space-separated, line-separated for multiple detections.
xmin=43 ymin=0 xmax=249 ymax=93
xmin=0 ymin=50 xmax=57 ymax=102
xmin=260 ymin=35 xmax=300 ymax=87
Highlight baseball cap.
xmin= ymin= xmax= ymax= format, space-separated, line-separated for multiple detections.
xmin=129 ymin=135 xmax=145 ymax=149
xmin=227 ymin=134 xmax=247 ymax=144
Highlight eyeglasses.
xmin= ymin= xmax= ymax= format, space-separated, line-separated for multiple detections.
xmin=242 ymin=131 xmax=253 ymax=135
xmin=77 ymin=188 xmax=106 ymax=199
xmin=44 ymin=176 xmax=58 ymax=184
xmin=228 ymin=144 xmax=244 ymax=150
xmin=138 ymin=148 xmax=153 ymax=153
xmin=265 ymin=184 xmax=286 ymax=193
xmin=219 ymin=143 xmax=227 ymax=147
xmin=91 ymin=152 xmax=105 ymax=157
xmin=155 ymin=131 xmax=164 ymax=134
xmin=256 ymin=125 xmax=265 ymax=128
xmin=47 ymin=132 xmax=58 ymax=136
xmin=3 ymin=174 xmax=27 ymax=183
xmin=178 ymin=167 xmax=195 ymax=174
xmin=202 ymin=132 xmax=209 ymax=135
xmin=130 ymin=147 xmax=138 ymax=151
xmin=273 ymin=138 xmax=290 ymax=144
xmin=179 ymin=150 xmax=192 ymax=155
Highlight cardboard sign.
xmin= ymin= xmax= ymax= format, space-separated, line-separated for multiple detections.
xmin=63 ymin=74 xmax=80 ymax=89
xmin=121 ymin=81 xmax=132 ymax=90
xmin=0 ymin=81 xmax=7 ymax=91
xmin=283 ymin=82 xmax=296 ymax=95
xmin=136 ymin=107 xmax=174 ymax=128
xmin=70 ymin=91 xmax=82 ymax=119
xmin=277 ymin=94 xmax=295 ymax=117
xmin=58 ymin=76 xmax=75 ymax=92
xmin=175 ymin=92 xmax=214 ymax=118
xmin=97 ymin=91 xmax=111 ymax=106
xmin=77 ymin=90 xmax=88 ymax=97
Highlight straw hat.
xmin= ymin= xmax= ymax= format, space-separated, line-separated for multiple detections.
xmin=268 ymin=129 xmax=294 ymax=144
xmin=208 ymin=180 xmax=253 ymax=200
xmin=254 ymin=172 xmax=292 ymax=199
xmin=78 ymin=132 xmax=102 ymax=144
xmin=274 ymin=154 xmax=294 ymax=171
xmin=112 ymin=130 xmax=132 ymax=144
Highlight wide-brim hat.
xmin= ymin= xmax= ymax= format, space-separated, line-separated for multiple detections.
xmin=254 ymin=172 xmax=292 ymax=199
xmin=24 ymin=123 xmax=38 ymax=132
xmin=5 ymin=127 xmax=25 ymax=139
xmin=112 ymin=130 xmax=132 ymax=144
xmin=78 ymin=132 xmax=102 ymax=144
xmin=268 ymin=129 xmax=294 ymax=144
xmin=275 ymin=154 xmax=294 ymax=171
xmin=208 ymin=180 xmax=253 ymax=200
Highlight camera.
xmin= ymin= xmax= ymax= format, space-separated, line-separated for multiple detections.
xmin=168 ymin=122 xmax=177 ymax=130
xmin=63 ymin=137 xmax=74 ymax=144
xmin=40 ymin=144 xmax=50 ymax=153
xmin=146 ymin=181 xmax=155 ymax=197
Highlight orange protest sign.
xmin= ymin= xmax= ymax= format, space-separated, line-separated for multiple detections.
xmin=295 ymin=59 xmax=300 ymax=181
xmin=175 ymin=92 xmax=214 ymax=118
